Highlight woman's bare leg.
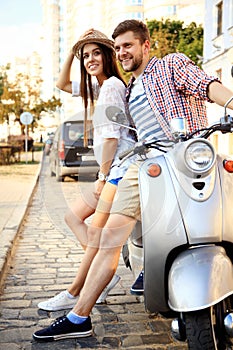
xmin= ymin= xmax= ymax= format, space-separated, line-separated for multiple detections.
xmin=68 ymin=182 xmax=117 ymax=296
xmin=64 ymin=182 xmax=98 ymax=249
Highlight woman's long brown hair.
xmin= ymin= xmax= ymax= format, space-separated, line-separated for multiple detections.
xmin=79 ymin=44 xmax=126 ymax=146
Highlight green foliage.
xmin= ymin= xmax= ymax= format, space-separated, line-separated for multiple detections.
xmin=147 ymin=19 xmax=203 ymax=66
xmin=176 ymin=22 xmax=203 ymax=64
xmin=0 ymin=65 xmax=62 ymax=132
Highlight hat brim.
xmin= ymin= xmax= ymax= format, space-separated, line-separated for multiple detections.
xmin=73 ymin=38 xmax=115 ymax=59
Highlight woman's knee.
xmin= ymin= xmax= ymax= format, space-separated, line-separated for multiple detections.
xmin=86 ymin=226 xmax=102 ymax=249
xmin=65 ymin=206 xmax=86 ymax=227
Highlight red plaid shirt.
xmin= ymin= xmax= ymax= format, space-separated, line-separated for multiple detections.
xmin=128 ymin=53 xmax=219 ymax=139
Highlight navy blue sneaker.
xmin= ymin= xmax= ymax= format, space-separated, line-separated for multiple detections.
xmin=33 ymin=316 xmax=92 ymax=341
xmin=130 ymin=271 xmax=144 ymax=295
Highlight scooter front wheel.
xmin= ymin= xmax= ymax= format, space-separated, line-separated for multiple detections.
xmin=185 ymin=302 xmax=230 ymax=350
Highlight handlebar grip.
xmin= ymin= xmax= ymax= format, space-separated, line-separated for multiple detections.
xmin=119 ymin=147 xmax=135 ymax=160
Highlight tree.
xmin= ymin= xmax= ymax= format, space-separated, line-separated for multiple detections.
xmin=0 ymin=65 xmax=62 ymax=133
xmin=176 ymin=22 xmax=203 ymax=65
xmin=147 ymin=19 xmax=203 ymax=66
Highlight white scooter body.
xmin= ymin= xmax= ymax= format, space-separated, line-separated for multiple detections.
xmin=136 ymin=144 xmax=233 ymax=314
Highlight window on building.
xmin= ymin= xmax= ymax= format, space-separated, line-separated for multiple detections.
xmin=216 ymin=1 xmax=223 ymax=36
xmin=125 ymin=0 xmax=143 ymax=5
xmin=167 ymin=5 xmax=177 ymax=16
xmin=128 ymin=12 xmax=143 ymax=19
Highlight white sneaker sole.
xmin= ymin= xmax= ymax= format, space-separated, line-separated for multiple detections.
xmin=33 ymin=330 xmax=92 ymax=341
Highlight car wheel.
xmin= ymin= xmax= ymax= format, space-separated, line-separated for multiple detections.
xmin=50 ymin=163 xmax=55 ymax=177
xmin=50 ymin=167 xmax=55 ymax=177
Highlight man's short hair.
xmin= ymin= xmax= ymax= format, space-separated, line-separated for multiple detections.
xmin=112 ymin=19 xmax=150 ymax=44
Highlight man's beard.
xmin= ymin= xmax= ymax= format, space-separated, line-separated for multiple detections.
xmin=122 ymin=52 xmax=143 ymax=72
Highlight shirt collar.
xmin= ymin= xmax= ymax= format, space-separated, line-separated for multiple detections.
xmin=144 ymin=56 xmax=158 ymax=73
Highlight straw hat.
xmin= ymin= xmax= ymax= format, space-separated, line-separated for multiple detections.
xmin=72 ymin=28 xmax=115 ymax=59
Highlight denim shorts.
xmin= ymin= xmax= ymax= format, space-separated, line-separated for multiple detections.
xmin=108 ymin=177 xmax=122 ymax=185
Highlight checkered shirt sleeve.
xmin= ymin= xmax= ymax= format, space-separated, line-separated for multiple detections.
xmin=143 ymin=54 xmax=220 ymax=138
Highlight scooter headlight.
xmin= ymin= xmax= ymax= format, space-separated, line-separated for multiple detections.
xmin=185 ymin=141 xmax=215 ymax=172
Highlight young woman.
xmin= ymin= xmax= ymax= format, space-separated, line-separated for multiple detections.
xmin=37 ymin=29 xmax=136 ymax=311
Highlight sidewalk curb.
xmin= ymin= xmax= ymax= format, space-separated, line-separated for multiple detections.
xmin=0 ymin=153 xmax=44 ymax=291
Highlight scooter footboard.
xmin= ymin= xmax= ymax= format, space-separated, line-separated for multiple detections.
xmin=168 ymin=245 xmax=233 ymax=312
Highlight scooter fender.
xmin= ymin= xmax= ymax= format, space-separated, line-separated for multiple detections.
xmin=168 ymin=245 xmax=233 ymax=312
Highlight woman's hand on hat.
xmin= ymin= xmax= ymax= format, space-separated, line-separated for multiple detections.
xmin=72 ymin=29 xmax=94 ymax=56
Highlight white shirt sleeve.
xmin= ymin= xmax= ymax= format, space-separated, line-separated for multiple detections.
xmin=93 ymin=77 xmax=126 ymax=139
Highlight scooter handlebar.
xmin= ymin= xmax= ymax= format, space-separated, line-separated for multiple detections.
xmin=119 ymin=147 xmax=135 ymax=160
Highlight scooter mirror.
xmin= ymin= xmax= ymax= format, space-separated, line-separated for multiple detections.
xmin=105 ymin=106 xmax=129 ymax=126
xmin=170 ymin=118 xmax=187 ymax=140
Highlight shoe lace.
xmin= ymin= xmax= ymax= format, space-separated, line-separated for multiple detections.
xmin=139 ymin=271 xmax=144 ymax=278
xmin=52 ymin=316 xmax=66 ymax=327
xmin=47 ymin=292 xmax=65 ymax=305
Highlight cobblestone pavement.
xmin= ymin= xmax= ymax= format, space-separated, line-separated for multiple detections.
xmin=0 ymin=157 xmax=188 ymax=349
xmin=0 ymin=151 xmax=42 ymax=282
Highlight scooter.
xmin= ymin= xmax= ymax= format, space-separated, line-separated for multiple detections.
xmin=106 ymin=95 xmax=233 ymax=349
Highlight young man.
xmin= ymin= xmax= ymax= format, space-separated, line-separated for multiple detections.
xmin=33 ymin=19 xmax=233 ymax=341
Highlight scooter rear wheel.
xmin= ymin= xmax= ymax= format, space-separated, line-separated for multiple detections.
xmin=185 ymin=302 xmax=230 ymax=350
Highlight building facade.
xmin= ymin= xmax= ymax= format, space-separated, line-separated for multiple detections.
xmin=202 ymin=0 xmax=233 ymax=154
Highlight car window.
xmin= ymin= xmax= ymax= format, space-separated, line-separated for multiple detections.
xmin=65 ymin=122 xmax=84 ymax=142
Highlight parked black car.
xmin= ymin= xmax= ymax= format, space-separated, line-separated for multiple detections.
xmin=49 ymin=116 xmax=99 ymax=182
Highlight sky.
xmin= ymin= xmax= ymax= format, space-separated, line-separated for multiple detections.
xmin=0 ymin=0 xmax=43 ymax=65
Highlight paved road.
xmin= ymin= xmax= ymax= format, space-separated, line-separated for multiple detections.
xmin=0 ymin=157 xmax=187 ymax=349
